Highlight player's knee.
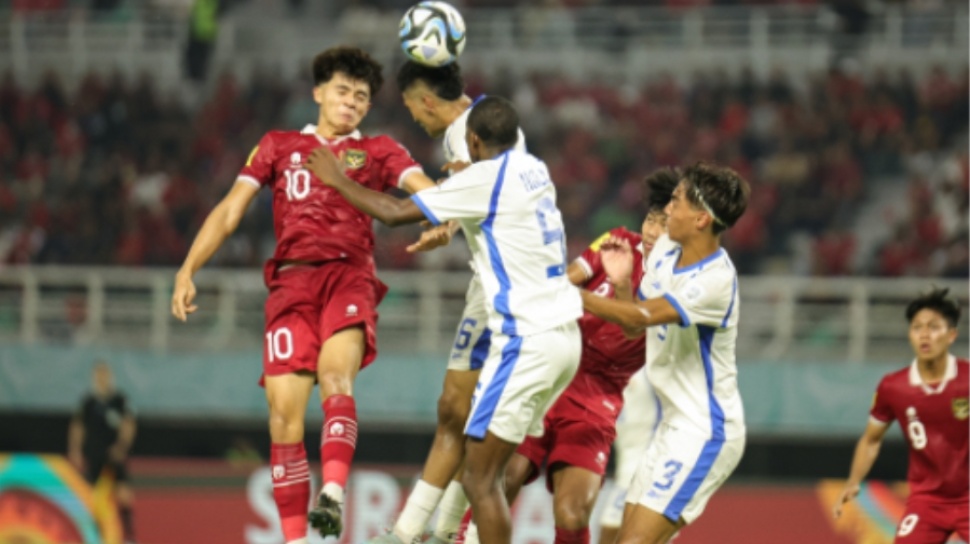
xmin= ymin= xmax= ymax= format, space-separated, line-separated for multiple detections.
xmin=554 ymin=496 xmax=593 ymax=530
xmin=460 ymin=465 xmax=496 ymax=501
xmin=318 ymin=368 xmax=353 ymax=398
xmin=436 ymin=388 xmax=471 ymax=432
xmin=267 ymin=410 xmax=304 ymax=438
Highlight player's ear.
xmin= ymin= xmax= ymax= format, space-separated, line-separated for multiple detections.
xmin=312 ymin=84 xmax=325 ymax=105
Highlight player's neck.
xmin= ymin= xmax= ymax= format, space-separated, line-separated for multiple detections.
xmin=442 ymin=95 xmax=473 ymax=124
xmin=916 ymin=353 xmax=950 ymax=384
xmin=315 ymin=119 xmax=355 ymax=141
xmin=677 ymin=236 xmax=720 ymax=269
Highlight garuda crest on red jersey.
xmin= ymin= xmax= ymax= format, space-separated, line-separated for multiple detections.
xmin=343 ymin=149 xmax=367 ymax=169
xmin=953 ymin=397 xmax=969 ymax=420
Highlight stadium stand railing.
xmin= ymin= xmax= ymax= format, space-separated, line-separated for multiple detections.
xmin=0 ymin=4 xmax=966 ymax=89
xmin=0 ymin=266 xmax=966 ymax=364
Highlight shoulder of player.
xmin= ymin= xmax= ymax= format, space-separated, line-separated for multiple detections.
xmin=878 ymin=366 xmax=912 ymax=389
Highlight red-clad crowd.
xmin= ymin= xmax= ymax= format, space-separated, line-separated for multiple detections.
xmin=0 ymin=64 xmax=966 ymax=277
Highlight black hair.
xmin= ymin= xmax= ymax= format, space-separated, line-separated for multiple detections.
xmin=396 ymin=61 xmax=464 ymax=101
xmin=467 ymin=96 xmax=519 ymax=149
xmin=906 ymin=287 xmax=961 ymax=328
xmin=643 ymin=167 xmax=680 ymax=213
xmin=681 ymin=162 xmax=749 ymax=235
xmin=312 ymin=46 xmax=384 ymax=96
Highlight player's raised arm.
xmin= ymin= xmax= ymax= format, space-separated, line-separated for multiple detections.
xmin=306 ymin=147 xmax=427 ymax=226
xmin=834 ymin=418 xmax=890 ymax=518
xmin=172 ymin=181 xmax=259 ymax=321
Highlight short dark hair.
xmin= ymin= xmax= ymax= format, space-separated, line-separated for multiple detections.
xmin=312 ymin=46 xmax=384 ymax=96
xmin=396 ymin=61 xmax=464 ymax=101
xmin=644 ymin=167 xmax=680 ymax=214
xmin=681 ymin=162 xmax=749 ymax=235
xmin=467 ymin=96 xmax=519 ymax=149
xmin=906 ymin=287 xmax=961 ymax=328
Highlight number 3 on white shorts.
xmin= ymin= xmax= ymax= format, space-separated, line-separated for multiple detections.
xmin=897 ymin=513 xmax=919 ymax=536
xmin=266 ymin=327 xmax=294 ymax=362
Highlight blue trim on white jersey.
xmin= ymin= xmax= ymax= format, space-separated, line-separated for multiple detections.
xmin=662 ymin=293 xmax=691 ymax=328
xmin=673 ymin=248 xmax=725 ymax=275
xmin=470 ymin=94 xmax=487 ymax=108
xmin=465 ymin=335 xmax=523 ymax=439
xmin=637 ymin=286 xmax=648 ymax=301
xmin=721 ymin=278 xmax=738 ymax=328
xmin=481 ymin=152 xmax=516 ymax=336
xmin=662 ymin=325 xmax=726 ymax=521
xmin=410 ymin=193 xmax=442 ymax=226
xmin=468 ymin=327 xmax=492 ymax=371
xmin=651 ymin=391 xmax=663 ymax=436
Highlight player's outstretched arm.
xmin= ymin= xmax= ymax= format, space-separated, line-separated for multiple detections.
xmin=67 ymin=414 xmax=84 ymax=471
xmin=833 ymin=419 xmax=889 ymax=518
xmin=306 ymin=147 xmax=427 ymax=226
xmin=172 ymin=181 xmax=259 ymax=321
xmin=581 ymin=291 xmax=682 ymax=331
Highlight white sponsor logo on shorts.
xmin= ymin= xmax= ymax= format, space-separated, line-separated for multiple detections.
xmin=346 ymin=304 xmax=358 ymax=317
xmin=272 ymin=464 xmax=285 ymax=480
xmin=596 ymin=451 xmax=607 ymax=466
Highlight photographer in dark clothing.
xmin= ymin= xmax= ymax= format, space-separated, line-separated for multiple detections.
xmin=69 ymin=361 xmax=137 ymax=544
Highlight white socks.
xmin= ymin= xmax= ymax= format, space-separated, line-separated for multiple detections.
xmin=394 ymin=479 xmax=444 ymax=542
xmin=434 ymin=480 xmax=470 ymax=541
xmin=285 ymin=539 xmax=308 ymax=544
xmin=322 ymin=482 xmax=344 ymax=504
xmin=464 ymin=522 xmax=480 ymax=544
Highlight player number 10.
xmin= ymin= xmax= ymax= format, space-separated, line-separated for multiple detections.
xmin=266 ymin=327 xmax=294 ymax=362
xmin=284 ymin=169 xmax=311 ymax=201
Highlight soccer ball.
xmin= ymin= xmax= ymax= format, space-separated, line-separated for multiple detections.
xmin=399 ymin=1 xmax=466 ymax=67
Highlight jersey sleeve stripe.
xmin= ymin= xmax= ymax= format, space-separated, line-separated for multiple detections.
xmin=574 ymin=257 xmax=593 ymax=280
xmin=410 ymin=194 xmax=442 ymax=226
xmin=236 ymin=175 xmax=261 ymax=188
xmin=397 ymin=165 xmax=424 ymax=188
xmin=663 ymin=293 xmax=691 ymax=328
xmin=720 ymin=277 xmax=739 ymax=328
xmin=868 ymin=415 xmax=890 ymax=426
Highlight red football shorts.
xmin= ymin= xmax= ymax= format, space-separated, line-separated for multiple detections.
xmin=516 ymin=392 xmax=617 ymax=492
xmin=894 ymin=497 xmax=969 ymax=544
xmin=261 ymin=262 xmax=388 ymax=382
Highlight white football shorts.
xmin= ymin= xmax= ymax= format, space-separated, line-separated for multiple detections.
xmin=627 ymin=422 xmax=744 ymax=524
xmin=464 ymin=320 xmax=581 ymax=444
xmin=446 ymin=272 xmax=490 ymax=372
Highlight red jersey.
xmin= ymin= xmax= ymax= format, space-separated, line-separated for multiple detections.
xmin=870 ymin=355 xmax=969 ymax=502
xmin=238 ymin=125 xmax=422 ymax=275
xmin=564 ymin=227 xmax=648 ymax=419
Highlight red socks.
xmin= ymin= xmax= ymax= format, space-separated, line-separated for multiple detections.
xmin=454 ymin=508 xmax=474 ymax=544
xmin=555 ymin=527 xmax=590 ymax=544
xmin=321 ymin=394 xmax=358 ymax=494
xmin=270 ymin=442 xmax=310 ymax=542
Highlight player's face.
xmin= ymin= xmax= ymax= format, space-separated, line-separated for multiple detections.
xmin=641 ymin=210 xmax=667 ymax=255
xmin=908 ymin=309 xmax=957 ymax=362
xmin=664 ymin=183 xmax=697 ymax=243
xmin=92 ymin=365 xmax=113 ymax=396
xmin=402 ymin=87 xmax=446 ymax=137
xmin=314 ymin=72 xmax=372 ymax=135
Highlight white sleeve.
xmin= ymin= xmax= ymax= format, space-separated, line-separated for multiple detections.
xmin=663 ymin=267 xmax=737 ymax=329
xmin=410 ymin=165 xmax=495 ymax=225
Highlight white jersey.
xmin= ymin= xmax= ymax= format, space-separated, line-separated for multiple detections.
xmin=639 ymin=234 xmax=745 ymax=441
xmin=412 ymin=150 xmax=582 ymax=337
xmin=442 ymin=96 xmax=526 ymax=169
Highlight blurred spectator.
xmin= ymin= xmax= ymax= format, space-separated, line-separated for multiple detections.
xmin=1 ymin=62 xmax=966 ymax=278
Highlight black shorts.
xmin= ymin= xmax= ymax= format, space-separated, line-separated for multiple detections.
xmin=84 ymin=455 xmax=129 ymax=484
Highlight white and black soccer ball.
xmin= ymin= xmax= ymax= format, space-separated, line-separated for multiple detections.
xmin=399 ymin=1 xmax=466 ymax=67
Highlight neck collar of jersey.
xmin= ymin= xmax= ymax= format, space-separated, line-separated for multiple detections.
xmin=302 ymin=124 xmax=361 ymax=144
xmin=908 ymin=353 xmax=957 ymax=394
xmin=469 ymin=94 xmax=486 ymax=110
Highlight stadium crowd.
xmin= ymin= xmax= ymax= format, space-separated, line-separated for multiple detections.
xmin=0 ymin=64 xmax=966 ymax=276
